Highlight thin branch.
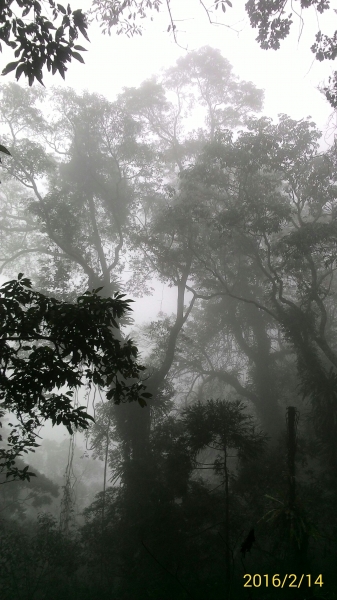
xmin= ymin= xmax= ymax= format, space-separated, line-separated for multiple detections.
xmin=198 ymin=0 xmax=240 ymax=32
xmin=0 ymin=224 xmax=37 ymax=233
xmin=0 ymin=248 xmax=55 ymax=274
xmin=165 ymin=0 xmax=178 ymax=43
xmin=186 ymin=284 xmax=277 ymax=320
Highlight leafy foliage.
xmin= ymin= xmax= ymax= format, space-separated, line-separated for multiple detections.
xmin=0 ymin=454 xmax=59 ymax=519
xmin=0 ymin=513 xmax=81 ymax=599
xmin=0 ymin=1 xmax=89 ymax=86
xmin=0 ymin=48 xmax=337 ymax=599
xmin=0 ymin=274 xmax=148 ymax=482
xmin=89 ymin=0 xmax=162 ymax=37
xmin=244 ymin=0 xmax=337 ymax=106
xmin=183 ymin=398 xmax=267 ymax=464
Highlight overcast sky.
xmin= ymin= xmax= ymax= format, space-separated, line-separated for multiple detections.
xmin=1 ymin=0 xmax=337 ymax=326
xmin=1 ymin=0 xmax=336 ymax=128
xmin=32 ymin=0 xmax=337 ymax=134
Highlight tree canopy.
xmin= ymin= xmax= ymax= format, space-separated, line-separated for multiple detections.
xmin=1 ymin=49 xmax=336 ymax=446
xmin=1 ymin=47 xmax=337 ymax=598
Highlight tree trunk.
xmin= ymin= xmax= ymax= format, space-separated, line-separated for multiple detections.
xmin=223 ymin=447 xmax=231 ymax=598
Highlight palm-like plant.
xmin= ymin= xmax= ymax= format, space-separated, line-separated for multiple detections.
xmin=183 ymin=398 xmax=266 ymax=593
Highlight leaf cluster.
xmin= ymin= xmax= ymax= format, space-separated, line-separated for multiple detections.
xmin=0 ymin=1 xmax=89 ymax=86
xmin=183 ymin=398 xmax=267 ymax=463
xmin=0 ymin=513 xmax=81 ymax=596
xmin=0 ymin=273 xmax=148 ymax=481
xmin=89 ymin=0 xmax=161 ymax=37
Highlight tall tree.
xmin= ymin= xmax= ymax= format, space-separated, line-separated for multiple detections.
xmin=162 ymin=114 xmax=337 ymax=455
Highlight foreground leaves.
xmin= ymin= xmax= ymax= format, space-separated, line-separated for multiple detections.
xmin=0 ymin=1 xmax=89 ymax=86
xmin=0 ymin=274 xmax=149 ymax=481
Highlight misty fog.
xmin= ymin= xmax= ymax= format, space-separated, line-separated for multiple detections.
xmin=1 ymin=2 xmax=337 ymax=599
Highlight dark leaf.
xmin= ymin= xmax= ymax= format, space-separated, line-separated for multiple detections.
xmin=72 ymin=10 xmax=90 ymax=41
xmin=240 ymin=529 xmax=255 ymax=557
xmin=15 ymin=63 xmax=26 ymax=81
xmin=2 ymin=61 xmax=20 ymax=76
xmin=35 ymin=72 xmax=45 ymax=87
xmin=70 ymin=51 xmax=85 ymax=63
xmin=55 ymin=25 xmax=64 ymax=41
xmin=58 ymin=65 xmax=65 ymax=79
xmin=0 ymin=144 xmax=11 ymax=156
